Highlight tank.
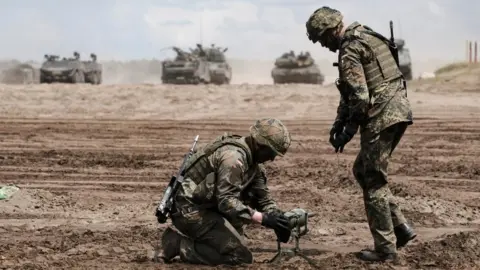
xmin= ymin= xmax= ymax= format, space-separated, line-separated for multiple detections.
xmin=204 ymin=44 xmax=232 ymax=85
xmin=81 ymin=53 xmax=102 ymax=84
xmin=161 ymin=46 xmax=210 ymax=84
xmin=162 ymin=44 xmax=232 ymax=85
xmin=0 ymin=63 xmax=37 ymax=84
xmin=40 ymin=52 xmax=87 ymax=83
xmin=271 ymin=51 xmax=324 ymax=84
xmin=394 ymin=39 xmax=413 ymax=80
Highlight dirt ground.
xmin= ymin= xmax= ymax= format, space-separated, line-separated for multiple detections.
xmin=0 ymin=74 xmax=480 ymax=269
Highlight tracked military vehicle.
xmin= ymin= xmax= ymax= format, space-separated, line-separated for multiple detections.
xmin=271 ymin=51 xmax=324 ymax=84
xmin=394 ymin=39 xmax=413 ymax=80
xmin=161 ymin=46 xmax=209 ymax=84
xmin=40 ymin=52 xmax=86 ymax=83
xmin=81 ymin=53 xmax=102 ymax=84
xmin=162 ymin=44 xmax=232 ymax=85
xmin=204 ymin=44 xmax=232 ymax=85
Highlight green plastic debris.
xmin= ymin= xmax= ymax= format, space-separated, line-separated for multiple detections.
xmin=0 ymin=185 xmax=20 ymax=200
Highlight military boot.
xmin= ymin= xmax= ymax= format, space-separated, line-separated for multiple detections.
xmin=160 ymin=227 xmax=182 ymax=263
xmin=358 ymin=249 xmax=398 ymax=262
xmin=394 ymin=223 xmax=417 ymax=248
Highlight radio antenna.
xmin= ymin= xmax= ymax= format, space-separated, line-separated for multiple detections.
xmin=199 ymin=8 xmax=204 ymax=46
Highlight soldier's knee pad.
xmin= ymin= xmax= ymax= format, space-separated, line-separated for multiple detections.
xmin=227 ymin=246 xmax=253 ymax=265
xmin=240 ymin=251 xmax=253 ymax=264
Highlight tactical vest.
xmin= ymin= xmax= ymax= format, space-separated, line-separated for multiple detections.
xmin=182 ymin=132 xmax=253 ymax=188
xmin=340 ymin=23 xmax=403 ymax=90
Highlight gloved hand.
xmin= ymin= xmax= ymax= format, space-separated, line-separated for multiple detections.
xmin=330 ymin=123 xmax=358 ymax=153
xmin=261 ymin=212 xmax=291 ymax=243
xmin=330 ymin=121 xmax=344 ymax=134
xmin=329 ymin=121 xmax=344 ymax=145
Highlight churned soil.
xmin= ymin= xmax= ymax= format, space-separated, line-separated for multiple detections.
xmin=0 ymin=81 xmax=479 ymax=269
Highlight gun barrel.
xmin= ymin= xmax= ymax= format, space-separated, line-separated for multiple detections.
xmin=389 ymin=20 xmax=395 ymax=41
xmin=190 ymin=135 xmax=199 ymax=152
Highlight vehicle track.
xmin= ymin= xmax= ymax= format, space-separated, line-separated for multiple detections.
xmin=1 ymin=117 xmax=479 ymax=269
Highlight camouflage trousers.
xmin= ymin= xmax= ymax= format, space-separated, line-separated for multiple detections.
xmin=170 ymin=208 xmax=253 ymax=266
xmin=352 ymin=122 xmax=409 ymax=254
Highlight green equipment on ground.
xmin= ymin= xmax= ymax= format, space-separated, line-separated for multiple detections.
xmin=266 ymin=208 xmax=320 ymax=268
xmin=0 ymin=185 xmax=20 ymax=200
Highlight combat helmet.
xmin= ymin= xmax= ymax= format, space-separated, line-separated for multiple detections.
xmin=249 ymin=118 xmax=291 ymax=156
xmin=306 ymin=6 xmax=343 ymax=43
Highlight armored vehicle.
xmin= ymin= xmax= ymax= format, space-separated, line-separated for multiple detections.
xmin=161 ymin=46 xmax=209 ymax=84
xmin=81 ymin=53 xmax=102 ymax=84
xmin=0 ymin=63 xmax=37 ymax=84
xmin=271 ymin=51 xmax=324 ymax=84
xmin=161 ymin=44 xmax=232 ymax=85
xmin=40 ymin=52 xmax=86 ymax=83
xmin=394 ymin=39 xmax=413 ymax=80
xmin=204 ymin=44 xmax=232 ymax=85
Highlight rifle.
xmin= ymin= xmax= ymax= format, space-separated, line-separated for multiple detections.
xmin=155 ymin=135 xmax=200 ymax=223
xmin=389 ymin=21 xmax=400 ymax=68
xmin=389 ymin=20 xmax=408 ymax=94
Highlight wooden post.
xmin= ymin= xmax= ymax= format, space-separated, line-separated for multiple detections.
xmin=469 ymin=41 xmax=472 ymax=63
xmin=475 ymin=41 xmax=478 ymax=63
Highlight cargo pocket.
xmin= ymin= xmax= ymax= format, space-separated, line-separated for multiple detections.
xmin=192 ymin=172 xmax=216 ymax=203
xmin=182 ymin=210 xmax=218 ymax=239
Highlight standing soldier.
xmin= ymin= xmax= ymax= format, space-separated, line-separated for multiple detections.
xmin=160 ymin=118 xmax=293 ymax=266
xmin=305 ymin=7 xmax=417 ymax=262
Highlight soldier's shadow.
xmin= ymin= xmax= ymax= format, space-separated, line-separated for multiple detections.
xmin=251 ymin=246 xmax=327 ymax=268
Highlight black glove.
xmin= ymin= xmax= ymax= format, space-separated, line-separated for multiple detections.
xmin=330 ymin=121 xmax=344 ymax=136
xmin=261 ymin=212 xmax=291 ymax=243
xmin=329 ymin=122 xmax=344 ymax=146
xmin=330 ymin=124 xmax=358 ymax=153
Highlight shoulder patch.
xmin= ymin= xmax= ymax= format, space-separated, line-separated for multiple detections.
xmin=219 ymin=149 xmax=246 ymax=173
xmin=235 ymin=159 xmax=243 ymax=168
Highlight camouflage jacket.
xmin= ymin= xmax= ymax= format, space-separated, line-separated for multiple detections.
xmin=335 ymin=21 xmax=413 ymax=137
xmin=174 ymin=136 xmax=278 ymax=226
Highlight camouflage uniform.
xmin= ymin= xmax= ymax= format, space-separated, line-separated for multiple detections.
xmin=162 ymin=118 xmax=292 ymax=265
xmin=306 ymin=7 xmax=416 ymax=257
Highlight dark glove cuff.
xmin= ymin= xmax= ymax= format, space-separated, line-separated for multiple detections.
xmin=344 ymin=123 xmax=358 ymax=137
xmin=331 ymin=121 xmax=345 ymax=134
xmin=270 ymin=208 xmax=284 ymax=216
xmin=261 ymin=212 xmax=273 ymax=228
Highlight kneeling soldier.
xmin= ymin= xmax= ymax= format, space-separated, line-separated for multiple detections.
xmin=161 ymin=118 xmax=293 ymax=266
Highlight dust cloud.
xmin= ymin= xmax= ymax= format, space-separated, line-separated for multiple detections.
xmin=0 ymin=57 xmax=338 ymax=85
xmin=0 ymin=56 xmax=462 ymax=86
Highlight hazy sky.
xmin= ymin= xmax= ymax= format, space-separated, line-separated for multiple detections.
xmin=1 ymin=0 xmax=478 ymax=64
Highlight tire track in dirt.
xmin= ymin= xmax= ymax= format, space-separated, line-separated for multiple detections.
xmin=0 ymin=117 xmax=479 ymax=269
